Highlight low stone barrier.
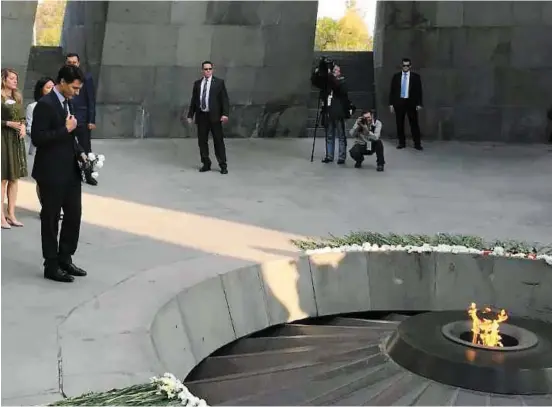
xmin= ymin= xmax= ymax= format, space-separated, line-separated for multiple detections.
xmin=150 ymin=251 xmax=552 ymax=379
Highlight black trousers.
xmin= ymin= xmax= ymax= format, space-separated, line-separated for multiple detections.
xmin=196 ymin=112 xmax=227 ymax=167
xmin=38 ymin=180 xmax=82 ymax=268
xmin=394 ymin=99 xmax=421 ymax=147
xmin=350 ymin=140 xmax=385 ymax=166
xmin=74 ymin=125 xmax=92 ymax=154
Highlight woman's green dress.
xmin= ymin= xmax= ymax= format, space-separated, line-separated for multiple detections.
xmin=1 ymin=95 xmax=28 ymax=181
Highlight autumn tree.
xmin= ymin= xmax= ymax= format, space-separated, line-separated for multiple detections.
xmin=314 ymin=0 xmax=373 ymax=51
xmin=34 ymin=0 xmax=67 ymax=46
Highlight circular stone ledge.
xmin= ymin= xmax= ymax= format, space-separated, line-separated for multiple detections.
xmin=150 ymin=250 xmax=552 ymax=381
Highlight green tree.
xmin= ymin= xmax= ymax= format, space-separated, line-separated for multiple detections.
xmin=314 ymin=0 xmax=373 ymax=51
xmin=34 ymin=0 xmax=67 ymax=46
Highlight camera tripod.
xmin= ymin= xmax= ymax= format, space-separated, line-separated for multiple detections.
xmin=310 ymin=92 xmax=330 ymax=162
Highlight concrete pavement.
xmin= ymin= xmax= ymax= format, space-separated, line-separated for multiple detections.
xmin=2 ymin=138 xmax=551 ymax=405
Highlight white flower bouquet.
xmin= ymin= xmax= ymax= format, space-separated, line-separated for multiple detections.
xmin=80 ymin=152 xmax=105 ymax=183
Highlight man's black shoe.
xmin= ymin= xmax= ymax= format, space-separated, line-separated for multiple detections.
xmin=414 ymin=145 xmax=424 ymax=151
xmin=377 ymin=165 xmax=384 ymax=172
xmin=60 ymin=263 xmax=87 ymax=277
xmin=220 ymin=168 xmax=228 ymax=174
xmin=337 ymin=160 xmax=345 ymax=165
xmin=199 ymin=165 xmax=211 ymax=172
xmin=396 ymin=144 xmax=406 ymax=149
xmin=44 ymin=268 xmax=74 ymax=283
xmin=86 ymin=177 xmax=98 ymax=186
xmin=354 ymin=162 xmax=362 ymax=169
xmin=321 ymin=158 xmax=333 ymax=163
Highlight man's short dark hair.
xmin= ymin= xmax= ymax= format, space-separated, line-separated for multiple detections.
xmin=56 ymin=65 xmax=85 ymax=84
xmin=402 ymin=57 xmax=411 ymax=64
xmin=33 ymin=76 xmax=54 ymax=102
xmin=201 ymin=60 xmax=213 ymax=68
xmin=65 ymin=52 xmax=80 ymax=61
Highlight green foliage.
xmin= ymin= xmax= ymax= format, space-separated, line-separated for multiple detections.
xmin=314 ymin=2 xmax=373 ymax=51
xmin=34 ymin=0 xmax=67 ymax=46
xmin=291 ymin=231 xmax=551 ymax=255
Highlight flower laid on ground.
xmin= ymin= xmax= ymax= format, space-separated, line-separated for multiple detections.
xmin=292 ymin=232 xmax=552 ymax=266
xmin=87 ymin=152 xmax=105 ymax=180
xmin=49 ymin=372 xmax=207 ymax=406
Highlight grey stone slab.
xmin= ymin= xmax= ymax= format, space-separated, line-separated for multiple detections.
xmin=225 ymin=104 xmax=264 ymax=137
xmin=489 ymin=394 xmax=524 ymax=406
xmin=452 ymin=106 xmax=503 ymax=141
xmin=453 ymin=68 xmax=495 ymax=107
xmin=170 ymin=1 xmax=207 ymax=25
xmin=512 ymin=1 xmax=544 ymax=26
xmin=492 ymin=257 xmax=552 ymax=322
xmin=434 ymin=253 xmax=495 ymax=309
xmin=278 ymin=2 xmax=318 ymax=26
xmin=1 ymin=18 xmax=34 ymax=66
xmin=262 ymin=25 xmax=315 ymax=67
xmin=97 ymin=66 xmax=155 ymax=104
xmin=494 ymin=68 xmax=552 ymax=106
xmin=418 ymin=68 xmax=456 ymax=107
xmin=153 ymin=66 xmax=198 ymax=106
xmin=150 ymin=297 xmax=197 ymax=379
xmin=210 ymin=25 xmax=265 ymax=68
xmin=309 ymin=252 xmax=371 ymax=315
xmin=410 ymin=29 xmax=456 ymax=69
xmin=452 ymin=27 xmax=512 ymax=68
xmin=367 ymin=252 xmax=435 ymax=311
xmin=463 ymin=1 xmax=514 ymax=27
xmin=95 ymin=104 xmax=137 ymax=138
xmin=543 ymin=2 xmax=552 ymax=25
xmin=435 ymin=2 xmax=463 ymax=27
xmin=501 ymin=107 xmax=549 ymax=143
xmin=106 ymin=1 xmax=171 ymax=24
xmin=101 ymin=23 xmax=178 ymax=67
xmin=455 ymin=389 xmax=489 ymax=405
xmin=63 ymin=371 xmax=155 ymax=399
xmin=418 ymin=107 xmax=455 ymax=141
xmin=205 ymin=1 xmax=261 ymax=26
xmin=259 ymin=256 xmax=317 ymax=325
xmin=176 ymin=25 xmax=214 ymax=67
xmin=221 ymin=265 xmax=270 ymax=338
xmin=511 ymin=27 xmax=552 ymax=69
xmin=1 ymin=0 xmax=37 ymax=20
xmin=177 ymin=276 xmax=236 ymax=362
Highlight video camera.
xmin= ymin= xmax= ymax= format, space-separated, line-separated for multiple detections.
xmin=310 ymin=56 xmax=335 ymax=91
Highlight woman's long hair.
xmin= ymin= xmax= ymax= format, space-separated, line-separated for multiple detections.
xmin=33 ymin=76 xmax=55 ymax=102
xmin=1 ymin=68 xmax=23 ymax=104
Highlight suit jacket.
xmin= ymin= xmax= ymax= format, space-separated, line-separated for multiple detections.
xmin=71 ymin=71 xmax=96 ymax=125
xmin=389 ymin=71 xmax=423 ymax=107
xmin=187 ymin=76 xmax=230 ymax=123
xmin=31 ymin=91 xmax=84 ymax=185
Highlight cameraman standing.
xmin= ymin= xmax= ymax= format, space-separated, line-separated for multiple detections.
xmin=321 ymin=65 xmax=350 ymax=165
xmin=349 ymin=110 xmax=385 ymax=172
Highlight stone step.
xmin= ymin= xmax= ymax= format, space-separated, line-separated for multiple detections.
xmin=190 ymin=342 xmax=382 ymax=381
xmin=322 ymin=317 xmax=400 ymax=328
xmin=213 ymin=334 xmax=368 ymax=356
xmin=260 ymin=323 xmax=384 ymax=338
xmin=185 ymin=345 xmax=383 ymax=405
xmin=386 ymin=313 xmax=412 ymax=322
xmin=218 ymin=352 xmax=391 ymax=406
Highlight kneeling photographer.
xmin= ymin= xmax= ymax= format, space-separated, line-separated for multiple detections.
xmin=349 ymin=110 xmax=385 ymax=172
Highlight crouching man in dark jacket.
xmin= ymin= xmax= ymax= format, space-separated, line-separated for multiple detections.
xmin=349 ymin=110 xmax=385 ymax=172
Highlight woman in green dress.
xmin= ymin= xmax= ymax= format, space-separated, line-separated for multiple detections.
xmin=1 ymin=68 xmax=28 ymax=229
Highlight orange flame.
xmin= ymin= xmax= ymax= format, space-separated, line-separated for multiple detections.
xmin=467 ymin=302 xmax=508 ymax=347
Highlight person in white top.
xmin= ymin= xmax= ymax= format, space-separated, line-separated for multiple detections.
xmin=27 ymin=77 xmax=55 ymax=155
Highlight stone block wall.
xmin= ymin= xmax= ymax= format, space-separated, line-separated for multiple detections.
xmin=1 ymin=1 xmax=37 ymax=90
xmin=23 ymin=46 xmax=65 ymax=103
xmin=82 ymin=1 xmax=317 ymax=139
xmin=374 ymin=1 xmax=552 ymax=143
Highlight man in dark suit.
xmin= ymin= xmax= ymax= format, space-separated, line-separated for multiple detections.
xmin=388 ymin=57 xmax=423 ymax=150
xmin=31 ymin=65 xmax=88 ymax=283
xmin=65 ymin=52 xmax=98 ymax=185
xmin=186 ymin=60 xmax=230 ymax=174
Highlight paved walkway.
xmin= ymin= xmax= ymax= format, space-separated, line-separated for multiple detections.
xmin=2 ymin=138 xmax=551 ymax=405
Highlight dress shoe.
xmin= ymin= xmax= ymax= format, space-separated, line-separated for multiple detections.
xmin=354 ymin=162 xmax=362 ymax=169
xmin=337 ymin=160 xmax=345 ymax=165
xmin=396 ymin=144 xmax=406 ymax=149
xmin=86 ymin=176 xmax=98 ymax=186
xmin=321 ymin=158 xmax=333 ymax=163
xmin=60 ymin=262 xmax=87 ymax=277
xmin=220 ymin=168 xmax=228 ymax=174
xmin=44 ymin=268 xmax=74 ymax=283
xmin=414 ymin=145 xmax=424 ymax=151
xmin=199 ymin=165 xmax=211 ymax=172
xmin=377 ymin=165 xmax=384 ymax=172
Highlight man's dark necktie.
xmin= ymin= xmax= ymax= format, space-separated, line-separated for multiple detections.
xmin=63 ymin=100 xmax=69 ymax=115
xmin=200 ymin=79 xmax=208 ymax=111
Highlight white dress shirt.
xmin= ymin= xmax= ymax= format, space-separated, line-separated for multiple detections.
xmin=199 ymin=77 xmax=212 ymax=112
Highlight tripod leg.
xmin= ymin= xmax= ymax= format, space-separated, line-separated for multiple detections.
xmin=310 ymin=97 xmax=322 ymax=162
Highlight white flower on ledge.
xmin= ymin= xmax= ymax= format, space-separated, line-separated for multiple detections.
xmin=304 ymin=243 xmax=552 ymax=267
xmin=151 ymin=373 xmax=208 ymax=406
